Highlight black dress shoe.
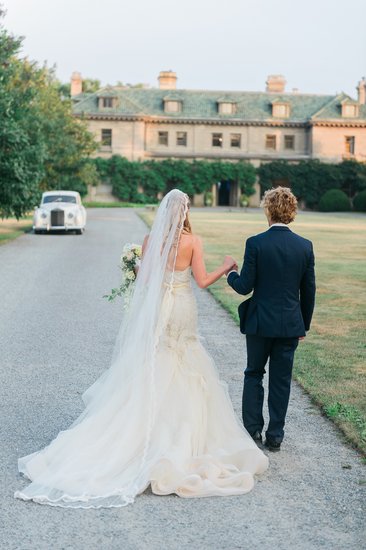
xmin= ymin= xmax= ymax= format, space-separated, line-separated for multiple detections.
xmin=251 ymin=431 xmax=262 ymax=444
xmin=264 ymin=438 xmax=281 ymax=452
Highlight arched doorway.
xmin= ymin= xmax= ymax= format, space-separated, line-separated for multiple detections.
xmin=216 ymin=180 xmax=239 ymax=206
xmin=218 ymin=180 xmax=231 ymax=206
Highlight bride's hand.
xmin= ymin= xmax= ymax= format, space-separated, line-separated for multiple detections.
xmin=223 ymin=256 xmax=238 ymax=274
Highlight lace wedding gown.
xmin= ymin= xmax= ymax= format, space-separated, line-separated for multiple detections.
xmin=14 ymin=267 xmax=268 ymax=508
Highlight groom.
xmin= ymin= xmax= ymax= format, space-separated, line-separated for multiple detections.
xmin=226 ymin=187 xmax=315 ymax=452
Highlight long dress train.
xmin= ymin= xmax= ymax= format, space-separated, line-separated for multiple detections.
xmin=14 ymin=268 xmax=268 ymax=508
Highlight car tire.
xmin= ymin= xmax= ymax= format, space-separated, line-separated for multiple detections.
xmin=34 ymin=229 xmax=42 ymax=234
xmin=75 ymin=229 xmax=83 ymax=235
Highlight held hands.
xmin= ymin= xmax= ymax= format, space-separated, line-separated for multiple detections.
xmin=223 ymin=256 xmax=238 ymax=275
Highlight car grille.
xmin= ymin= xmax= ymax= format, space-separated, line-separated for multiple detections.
xmin=51 ymin=209 xmax=64 ymax=226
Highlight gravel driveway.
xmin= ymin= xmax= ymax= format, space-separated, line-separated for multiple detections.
xmin=0 ymin=208 xmax=364 ymax=550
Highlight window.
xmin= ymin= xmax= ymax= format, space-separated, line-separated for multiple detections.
xmin=164 ymin=100 xmax=182 ymax=113
xmin=158 ymin=131 xmax=168 ymax=146
xmin=341 ymin=104 xmax=358 ymax=118
xmin=218 ymin=102 xmax=237 ymax=115
xmin=212 ymin=133 xmax=223 ymax=147
xmin=345 ymin=136 xmax=355 ymax=154
xmin=265 ymin=135 xmax=276 ymax=150
xmin=101 ymin=129 xmax=112 ymax=147
xmin=230 ymin=134 xmax=241 ymax=148
xmin=176 ymin=132 xmax=187 ymax=146
xmin=272 ymin=102 xmax=290 ymax=118
xmin=284 ymin=135 xmax=295 ymax=150
xmin=102 ymin=97 xmax=113 ymax=108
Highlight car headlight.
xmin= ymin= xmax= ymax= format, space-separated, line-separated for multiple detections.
xmin=67 ymin=212 xmax=74 ymax=219
xmin=41 ymin=211 xmax=48 ymax=219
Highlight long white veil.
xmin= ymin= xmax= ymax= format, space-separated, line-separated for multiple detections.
xmin=16 ymin=189 xmax=190 ymax=508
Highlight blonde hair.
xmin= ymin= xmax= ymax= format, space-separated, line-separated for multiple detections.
xmin=182 ymin=196 xmax=192 ymax=233
xmin=260 ymin=186 xmax=297 ymax=224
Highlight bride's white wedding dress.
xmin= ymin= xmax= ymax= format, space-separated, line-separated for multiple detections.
xmin=14 ymin=191 xmax=268 ymax=508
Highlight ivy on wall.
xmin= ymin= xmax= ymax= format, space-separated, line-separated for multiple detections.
xmin=93 ymin=156 xmax=257 ymax=203
xmin=93 ymin=155 xmax=366 ymax=210
xmin=257 ymin=159 xmax=366 ymax=209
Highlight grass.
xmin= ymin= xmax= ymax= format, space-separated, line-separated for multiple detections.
xmin=0 ymin=216 xmax=33 ymax=246
xmin=140 ymin=208 xmax=366 ymax=456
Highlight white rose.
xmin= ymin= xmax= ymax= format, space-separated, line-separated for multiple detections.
xmin=126 ymin=270 xmax=135 ymax=280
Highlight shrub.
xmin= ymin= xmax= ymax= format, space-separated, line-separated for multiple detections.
xmin=239 ymin=194 xmax=249 ymax=207
xmin=204 ymin=192 xmax=213 ymax=206
xmin=318 ymin=189 xmax=351 ymax=212
xmin=353 ymin=190 xmax=366 ymax=212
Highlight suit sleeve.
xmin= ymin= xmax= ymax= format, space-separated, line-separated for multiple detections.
xmin=227 ymin=237 xmax=257 ymax=295
xmin=300 ymin=243 xmax=316 ymax=331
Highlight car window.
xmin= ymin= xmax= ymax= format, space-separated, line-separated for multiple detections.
xmin=43 ymin=195 xmax=77 ymax=204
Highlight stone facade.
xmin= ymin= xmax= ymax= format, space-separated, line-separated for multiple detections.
xmin=72 ymin=72 xmax=366 ymax=206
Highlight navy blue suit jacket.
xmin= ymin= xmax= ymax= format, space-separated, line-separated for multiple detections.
xmin=227 ymin=226 xmax=316 ymax=338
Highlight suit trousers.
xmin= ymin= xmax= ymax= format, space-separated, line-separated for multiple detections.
xmin=244 ymin=334 xmax=299 ymax=442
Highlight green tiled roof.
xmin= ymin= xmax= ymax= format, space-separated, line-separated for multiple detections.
xmin=311 ymin=93 xmax=366 ymax=120
xmin=73 ymin=87 xmax=366 ymax=122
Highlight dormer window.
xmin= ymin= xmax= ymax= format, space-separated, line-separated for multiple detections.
xmin=341 ymin=100 xmax=359 ymax=118
xmin=218 ymin=100 xmax=237 ymax=115
xmin=164 ymin=99 xmax=182 ymax=113
xmin=103 ymin=98 xmax=113 ymax=108
xmin=271 ymin=101 xmax=290 ymax=118
xmin=98 ymin=96 xmax=117 ymax=110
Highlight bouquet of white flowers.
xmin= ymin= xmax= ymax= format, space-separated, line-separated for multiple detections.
xmin=104 ymin=243 xmax=142 ymax=308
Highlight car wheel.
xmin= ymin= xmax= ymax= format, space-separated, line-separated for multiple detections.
xmin=34 ymin=229 xmax=42 ymax=234
xmin=75 ymin=229 xmax=83 ymax=235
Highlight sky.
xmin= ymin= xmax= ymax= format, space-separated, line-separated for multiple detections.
xmin=3 ymin=0 xmax=366 ymax=97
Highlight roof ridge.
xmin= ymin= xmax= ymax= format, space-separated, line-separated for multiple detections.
xmin=98 ymin=86 xmax=336 ymax=99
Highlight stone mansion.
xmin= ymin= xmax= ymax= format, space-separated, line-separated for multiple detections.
xmin=72 ymin=71 xmax=366 ymax=206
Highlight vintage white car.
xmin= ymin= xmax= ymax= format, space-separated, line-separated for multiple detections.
xmin=33 ymin=191 xmax=87 ymax=234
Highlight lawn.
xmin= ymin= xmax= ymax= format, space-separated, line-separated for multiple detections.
xmin=83 ymin=201 xmax=149 ymax=208
xmin=140 ymin=208 xmax=366 ymax=456
xmin=0 ymin=216 xmax=33 ymax=245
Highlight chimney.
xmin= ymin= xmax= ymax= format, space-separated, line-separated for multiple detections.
xmin=71 ymin=71 xmax=82 ymax=96
xmin=266 ymin=75 xmax=286 ymax=93
xmin=158 ymin=70 xmax=177 ymax=90
xmin=357 ymin=77 xmax=366 ymax=104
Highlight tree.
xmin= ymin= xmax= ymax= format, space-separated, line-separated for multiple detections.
xmin=36 ymin=68 xmax=97 ymax=195
xmin=0 ymin=9 xmax=97 ymax=217
xmin=57 ymin=77 xmax=101 ymax=98
xmin=0 ymin=13 xmax=46 ymax=217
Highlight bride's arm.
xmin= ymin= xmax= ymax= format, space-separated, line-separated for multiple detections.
xmin=141 ymin=234 xmax=149 ymax=256
xmin=191 ymin=236 xmax=235 ymax=289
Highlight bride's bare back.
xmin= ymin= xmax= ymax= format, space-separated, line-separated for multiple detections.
xmin=143 ymin=232 xmax=235 ymax=289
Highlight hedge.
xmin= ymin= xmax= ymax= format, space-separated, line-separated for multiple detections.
xmin=353 ymin=190 xmax=366 ymax=212
xmin=318 ymin=189 xmax=351 ymax=212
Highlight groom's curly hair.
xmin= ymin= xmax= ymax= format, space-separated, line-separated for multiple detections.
xmin=260 ymin=186 xmax=297 ymax=224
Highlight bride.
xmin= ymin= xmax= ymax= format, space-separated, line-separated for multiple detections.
xmin=14 ymin=189 xmax=268 ymax=508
